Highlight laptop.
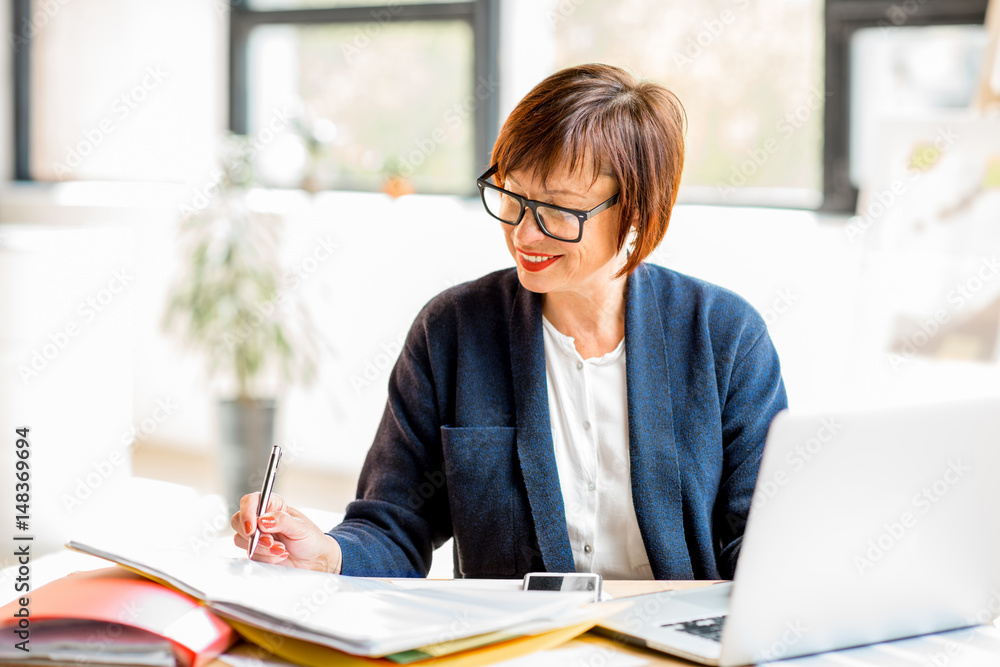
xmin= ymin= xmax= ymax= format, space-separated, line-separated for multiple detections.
xmin=597 ymin=397 xmax=1000 ymax=666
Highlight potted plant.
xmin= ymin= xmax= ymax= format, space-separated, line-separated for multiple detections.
xmin=380 ymin=157 xmax=416 ymax=199
xmin=163 ymin=134 xmax=319 ymax=509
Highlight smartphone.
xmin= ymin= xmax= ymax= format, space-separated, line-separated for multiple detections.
xmin=521 ymin=572 xmax=602 ymax=602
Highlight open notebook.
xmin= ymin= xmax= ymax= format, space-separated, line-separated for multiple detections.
xmin=66 ymin=537 xmax=599 ymax=659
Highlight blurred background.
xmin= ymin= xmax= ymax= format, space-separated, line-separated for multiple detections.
xmin=0 ymin=0 xmax=998 ymax=573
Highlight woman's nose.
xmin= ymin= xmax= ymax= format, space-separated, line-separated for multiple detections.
xmin=513 ymin=208 xmax=547 ymax=245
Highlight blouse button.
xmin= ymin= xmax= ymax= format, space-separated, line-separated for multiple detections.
xmin=587 ymin=481 xmax=595 ymax=491
xmin=583 ymin=544 xmax=592 ymax=554
xmin=576 ymin=361 xmax=584 ymax=370
xmin=583 ymin=420 xmax=591 ymax=430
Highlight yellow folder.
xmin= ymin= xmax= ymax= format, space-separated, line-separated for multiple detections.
xmin=226 ymin=616 xmax=604 ymax=667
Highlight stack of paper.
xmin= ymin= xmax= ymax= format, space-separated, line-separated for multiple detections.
xmin=66 ymin=538 xmax=608 ymax=662
xmin=0 ymin=567 xmax=237 ymax=667
xmin=0 ymin=622 xmax=177 ymax=666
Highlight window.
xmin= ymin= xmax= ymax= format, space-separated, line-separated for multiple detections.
xmin=14 ymin=0 xmax=225 ymax=183
xmin=545 ymin=0 xmax=826 ymax=210
xmin=230 ymin=0 xmax=499 ymax=194
xmin=823 ymin=0 xmax=990 ymax=212
xmin=849 ymin=24 xmax=988 ymax=189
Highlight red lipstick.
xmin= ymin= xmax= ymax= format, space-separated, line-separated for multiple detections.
xmin=517 ymin=251 xmax=561 ymax=272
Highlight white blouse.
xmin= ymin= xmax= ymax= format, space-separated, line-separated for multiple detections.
xmin=541 ymin=316 xmax=654 ymax=580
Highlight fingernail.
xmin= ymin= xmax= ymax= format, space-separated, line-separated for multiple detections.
xmin=259 ymin=515 xmax=277 ymax=529
xmin=269 ymin=543 xmax=285 ymax=555
xmin=244 ymin=521 xmax=253 ymax=535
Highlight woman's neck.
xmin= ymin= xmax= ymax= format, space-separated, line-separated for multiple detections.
xmin=542 ymin=276 xmax=627 ymax=359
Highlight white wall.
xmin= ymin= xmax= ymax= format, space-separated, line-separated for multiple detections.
xmin=0 ymin=0 xmax=228 ymax=562
xmin=10 ymin=181 xmax=998 ymax=485
xmin=0 ymin=224 xmax=134 ymax=560
xmin=115 ymin=194 xmax=892 ymax=474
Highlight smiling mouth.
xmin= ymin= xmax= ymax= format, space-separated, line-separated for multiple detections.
xmin=517 ymin=250 xmax=562 ymax=272
xmin=521 ymin=253 xmax=557 ymax=263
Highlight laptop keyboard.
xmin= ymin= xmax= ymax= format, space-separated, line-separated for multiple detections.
xmin=662 ymin=615 xmax=726 ymax=642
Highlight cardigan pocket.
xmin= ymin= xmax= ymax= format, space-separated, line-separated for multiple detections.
xmin=440 ymin=426 xmax=518 ymax=577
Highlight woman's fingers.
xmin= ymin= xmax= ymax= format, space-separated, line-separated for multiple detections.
xmin=231 ymin=492 xmax=288 ymax=536
xmin=228 ymin=493 xmax=336 ymax=570
xmin=230 ymin=492 xmax=298 ymax=561
xmin=254 ymin=509 xmax=313 ymax=541
xmin=233 ymin=529 xmax=290 ymax=563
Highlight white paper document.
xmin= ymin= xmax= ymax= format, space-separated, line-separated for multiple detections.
xmin=67 ymin=537 xmax=596 ymax=658
xmin=0 ymin=621 xmax=177 ymax=666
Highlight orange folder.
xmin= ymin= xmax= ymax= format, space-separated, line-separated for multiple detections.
xmin=0 ymin=566 xmax=236 ymax=667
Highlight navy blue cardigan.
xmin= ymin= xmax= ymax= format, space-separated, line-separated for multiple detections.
xmin=327 ymin=263 xmax=787 ymax=579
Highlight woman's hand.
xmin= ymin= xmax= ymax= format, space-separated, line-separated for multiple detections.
xmin=231 ymin=492 xmax=342 ymax=573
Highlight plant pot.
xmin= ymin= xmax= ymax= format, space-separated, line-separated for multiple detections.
xmin=218 ymin=398 xmax=277 ymax=512
xmin=381 ymin=175 xmax=415 ymax=198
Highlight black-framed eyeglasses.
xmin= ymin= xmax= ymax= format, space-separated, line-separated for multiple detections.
xmin=476 ymin=165 xmax=619 ymax=243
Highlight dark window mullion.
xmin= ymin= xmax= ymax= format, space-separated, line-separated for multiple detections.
xmin=473 ymin=0 xmax=499 ymax=173
xmin=229 ymin=11 xmax=251 ymax=135
xmin=13 ymin=0 xmax=31 ymax=180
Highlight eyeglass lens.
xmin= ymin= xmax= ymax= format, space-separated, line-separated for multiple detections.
xmin=481 ymin=187 xmax=579 ymax=240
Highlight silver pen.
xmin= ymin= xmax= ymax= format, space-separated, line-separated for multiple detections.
xmin=247 ymin=445 xmax=282 ymax=559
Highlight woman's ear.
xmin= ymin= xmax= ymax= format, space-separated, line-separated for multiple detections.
xmin=625 ymin=225 xmax=639 ymax=256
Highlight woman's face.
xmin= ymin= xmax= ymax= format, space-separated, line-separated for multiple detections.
xmin=500 ymin=165 xmax=623 ymax=296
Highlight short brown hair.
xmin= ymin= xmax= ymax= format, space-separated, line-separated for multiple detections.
xmin=490 ymin=64 xmax=687 ymax=277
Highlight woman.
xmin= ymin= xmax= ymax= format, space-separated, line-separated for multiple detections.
xmin=231 ymin=64 xmax=787 ymax=580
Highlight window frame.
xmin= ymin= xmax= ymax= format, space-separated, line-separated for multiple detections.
xmin=13 ymin=0 xmax=31 ymax=180
xmin=15 ymin=0 xmax=987 ymax=206
xmin=9 ymin=0 xmax=499 ymax=187
xmin=228 ymin=0 xmax=500 ymax=194
xmin=822 ymin=0 xmax=990 ymax=213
